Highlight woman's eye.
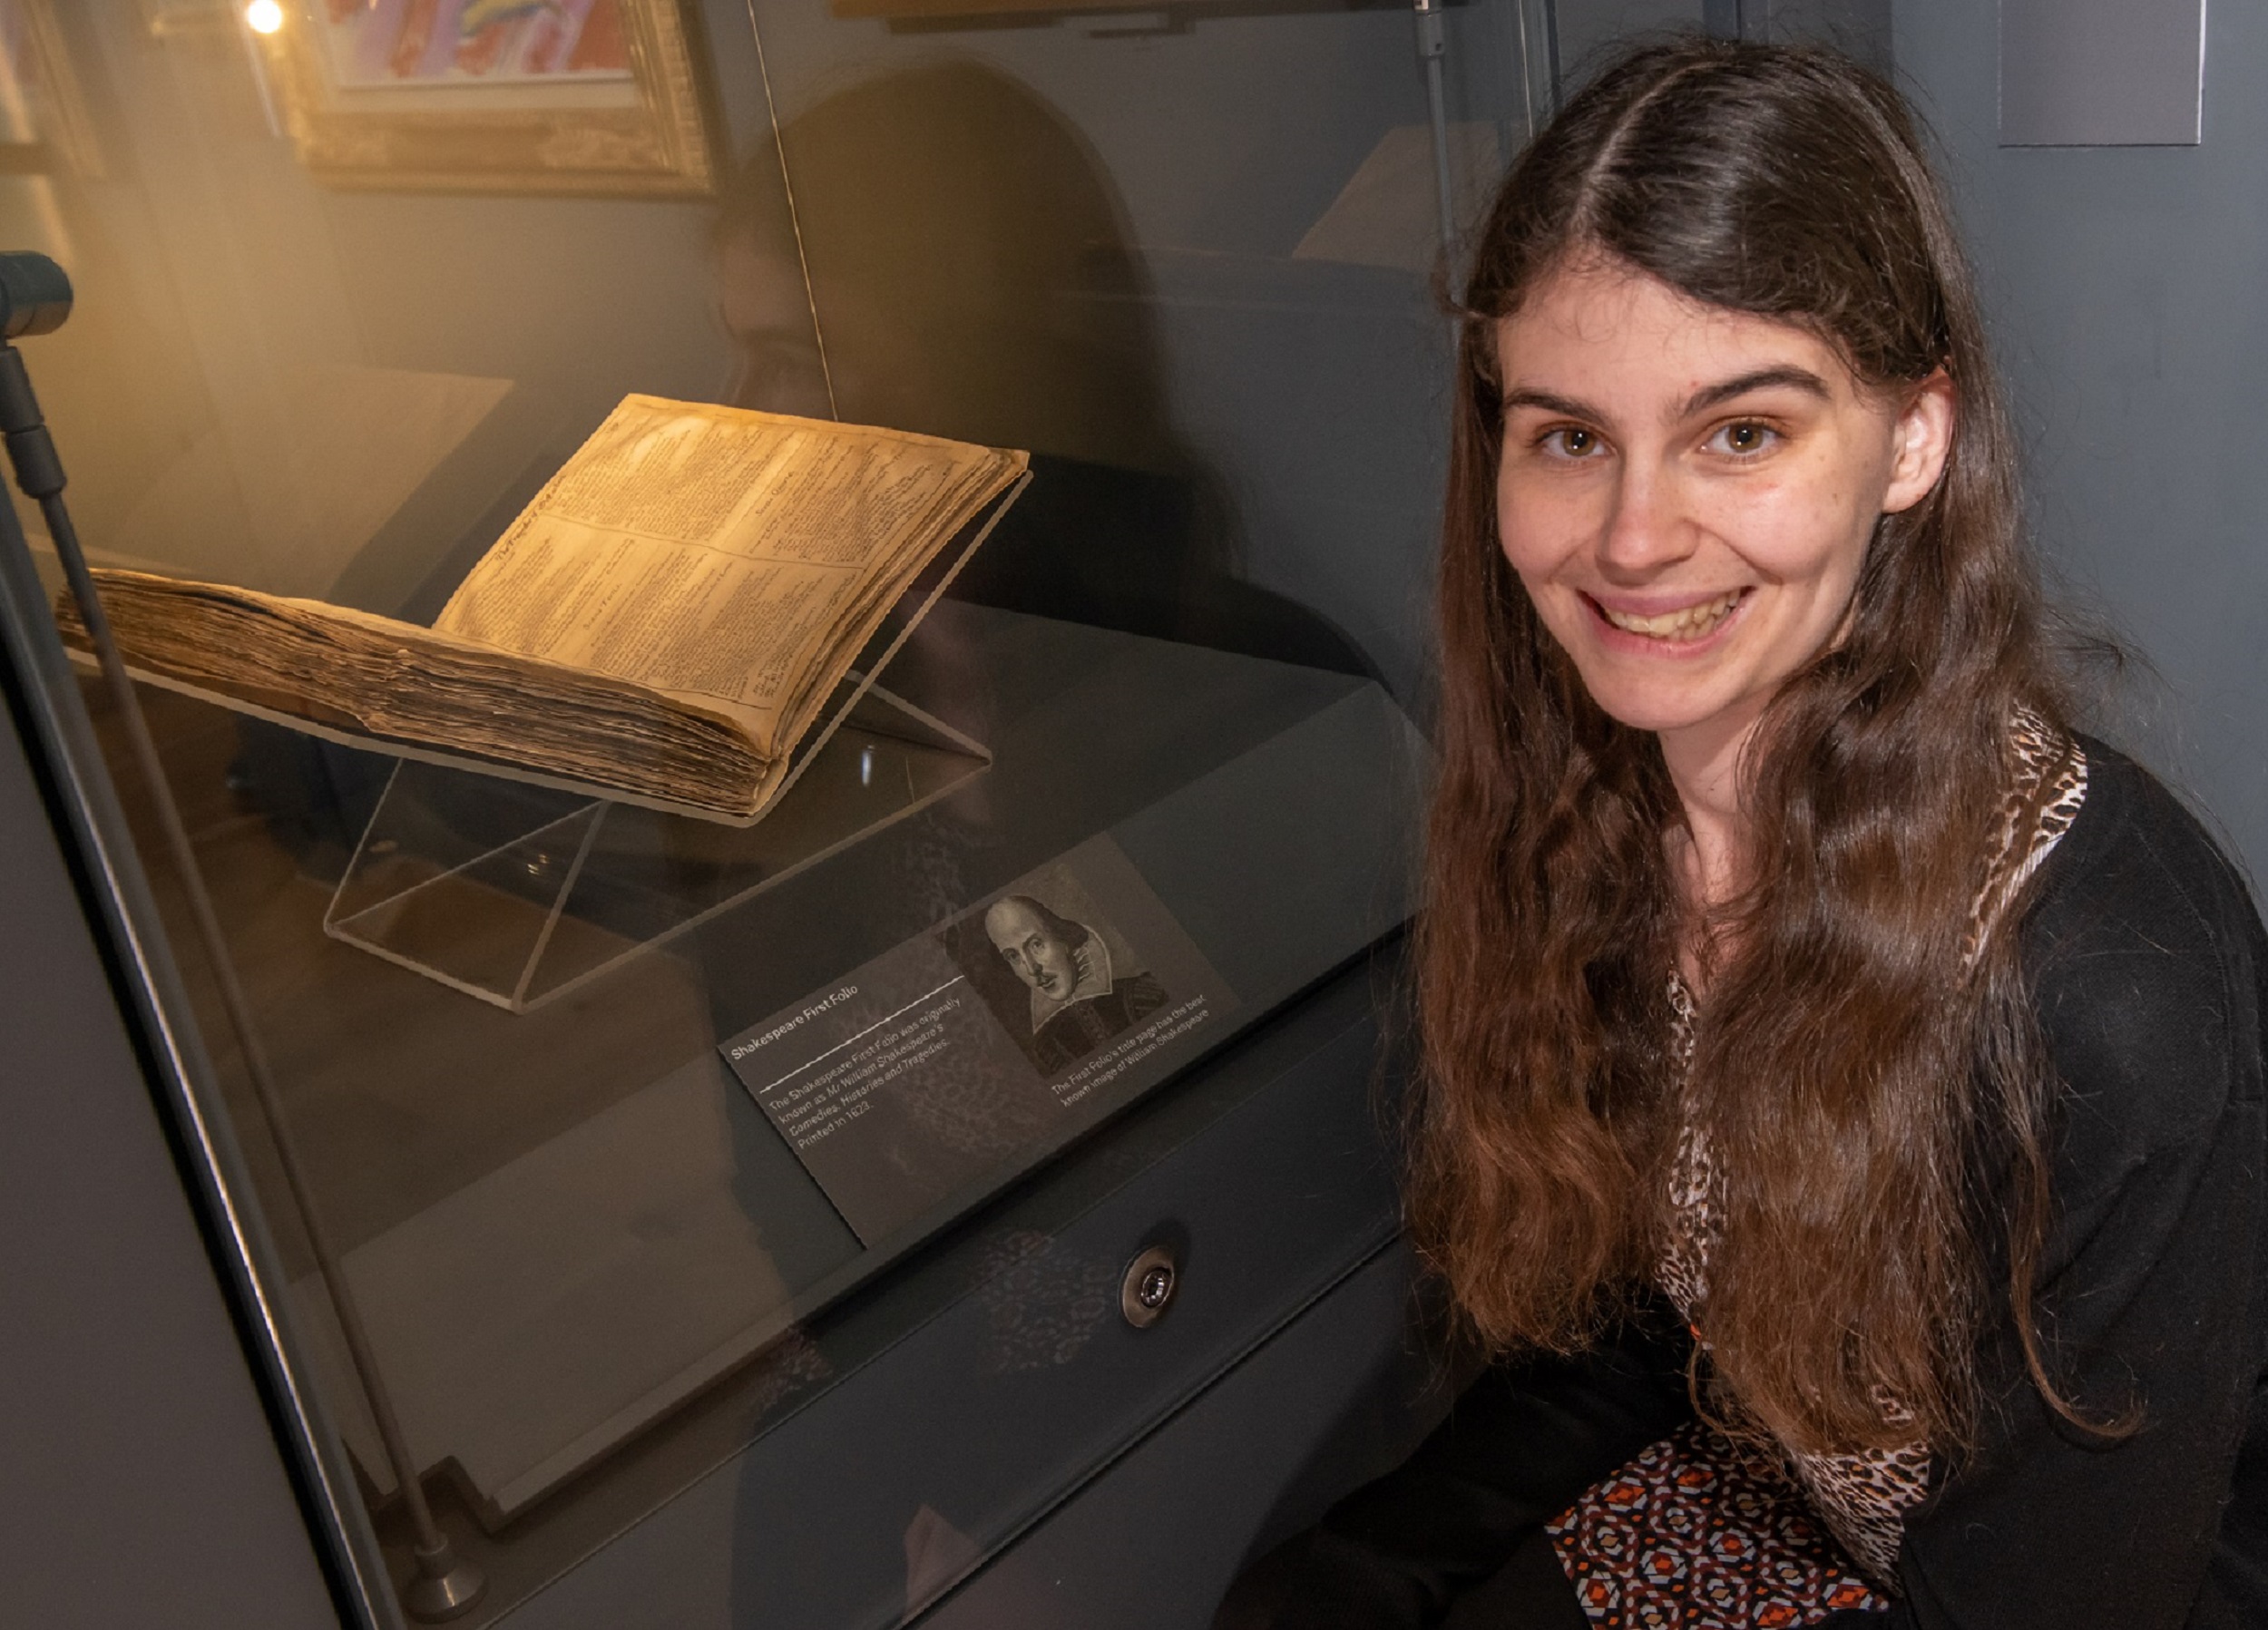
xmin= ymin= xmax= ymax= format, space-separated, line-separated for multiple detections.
xmin=1542 ymin=426 xmax=1603 ymax=458
xmin=1709 ymin=421 xmax=1778 ymax=456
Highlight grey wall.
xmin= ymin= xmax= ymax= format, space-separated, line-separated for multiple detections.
xmin=1895 ymin=0 xmax=2268 ymax=886
xmin=1552 ymin=0 xmax=1892 ymax=89
xmin=0 ymin=690 xmax=339 ymax=1626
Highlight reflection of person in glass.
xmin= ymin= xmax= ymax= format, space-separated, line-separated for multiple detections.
xmin=982 ymin=895 xmax=1167 ymax=1075
xmin=709 ymin=59 xmax=1372 ymax=676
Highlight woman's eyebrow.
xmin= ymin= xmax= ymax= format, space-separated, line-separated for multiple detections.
xmin=1500 ymin=367 xmax=1832 ymax=421
xmin=1682 ymin=366 xmax=1831 ymax=415
xmin=1501 ymin=386 xmax=1603 ymax=417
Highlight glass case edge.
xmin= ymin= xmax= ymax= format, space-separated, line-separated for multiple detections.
xmin=0 ymin=497 xmax=402 ymax=1630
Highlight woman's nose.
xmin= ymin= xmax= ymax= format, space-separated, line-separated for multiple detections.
xmin=1595 ymin=464 xmax=1696 ymax=578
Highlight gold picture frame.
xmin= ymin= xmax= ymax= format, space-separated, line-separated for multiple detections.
xmin=258 ymin=0 xmax=714 ymax=198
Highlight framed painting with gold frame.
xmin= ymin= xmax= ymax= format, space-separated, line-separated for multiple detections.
xmin=258 ymin=0 xmax=714 ymax=198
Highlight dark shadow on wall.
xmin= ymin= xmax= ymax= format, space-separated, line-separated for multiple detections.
xmin=714 ymin=58 xmax=1375 ymax=678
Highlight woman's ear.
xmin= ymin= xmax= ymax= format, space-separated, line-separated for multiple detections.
xmin=1882 ymin=367 xmax=1957 ymax=514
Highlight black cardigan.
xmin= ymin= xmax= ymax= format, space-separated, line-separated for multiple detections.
xmin=1244 ymin=744 xmax=2268 ymax=1629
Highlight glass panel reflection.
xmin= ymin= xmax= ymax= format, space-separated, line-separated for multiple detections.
xmin=1 ymin=0 xmax=1533 ymax=1620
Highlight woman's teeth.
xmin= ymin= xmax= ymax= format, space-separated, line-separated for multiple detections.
xmin=1598 ymin=591 xmax=1741 ymax=641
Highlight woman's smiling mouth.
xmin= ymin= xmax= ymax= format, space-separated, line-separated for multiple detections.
xmin=1585 ymin=589 xmax=1748 ymax=644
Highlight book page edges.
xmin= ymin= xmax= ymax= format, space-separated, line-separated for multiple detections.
xmin=64 ymin=648 xmax=787 ymax=825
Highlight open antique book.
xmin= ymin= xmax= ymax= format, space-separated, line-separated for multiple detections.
xmin=61 ymin=395 xmax=1029 ymax=823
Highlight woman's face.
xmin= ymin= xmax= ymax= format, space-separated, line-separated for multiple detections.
xmin=1493 ymin=258 xmax=1954 ymax=758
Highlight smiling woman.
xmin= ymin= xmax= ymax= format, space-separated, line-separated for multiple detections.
xmin=1491 ymin=265 xmax=1955 ymax=911
xmin=1222 ymin=35 xmax=2268 ymax=1630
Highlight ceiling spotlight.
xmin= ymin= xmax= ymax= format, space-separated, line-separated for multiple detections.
xmin=244 ymin=0 xmax=284 ymax=34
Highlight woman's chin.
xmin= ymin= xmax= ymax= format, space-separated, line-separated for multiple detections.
xmin=1576 ymin=674 xmax=1750 ymax=740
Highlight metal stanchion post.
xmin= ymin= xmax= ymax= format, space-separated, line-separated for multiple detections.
xmin=0 ymin=252 xmax=484 ymax=1623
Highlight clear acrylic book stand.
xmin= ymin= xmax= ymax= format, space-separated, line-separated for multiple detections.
xmin=320 ymin=478 xmax=1022 ymax=1013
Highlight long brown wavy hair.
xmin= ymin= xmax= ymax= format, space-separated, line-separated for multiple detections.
xmin=1410 ymin=38 xmax=2086 ymax=1456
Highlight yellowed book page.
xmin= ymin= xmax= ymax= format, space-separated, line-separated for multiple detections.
xmin=433 ymin=396 xmax=1022 ymax=753
xmin=428 ymin=523 xmax=831 ymax=746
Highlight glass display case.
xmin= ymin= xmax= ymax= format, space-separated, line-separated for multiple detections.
xmin=0 ymin=1 xmax=1559 ymax=1625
